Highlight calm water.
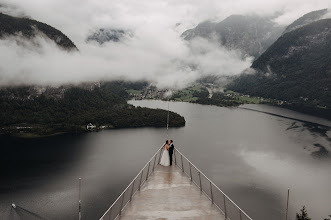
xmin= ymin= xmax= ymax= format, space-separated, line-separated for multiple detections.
xmin=1 ymin=101 xmax=330 ymax=220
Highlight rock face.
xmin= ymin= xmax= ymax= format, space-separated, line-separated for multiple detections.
xmin=228 ymin=19 xmax=331 ymax=109
xmin=284 ymin=9 xmax=329 ymax=34
xmin=87 ymin=28 xmax=133 ymax=44
xmin=181 ymin=15 xmax=285 ymax=58
xmin=0 ymin=13 xmax=77 ymax=50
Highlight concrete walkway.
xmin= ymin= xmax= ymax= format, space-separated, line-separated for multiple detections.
xmin=119 ymin=165 xmax=225 ymax=220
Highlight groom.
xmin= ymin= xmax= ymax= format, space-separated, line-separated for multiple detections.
xmin=169 ymin=140 xmax=174 ymax=166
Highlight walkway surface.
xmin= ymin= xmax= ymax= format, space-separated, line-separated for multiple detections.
xmin=119 ymin=165 xmax=225 ymax=220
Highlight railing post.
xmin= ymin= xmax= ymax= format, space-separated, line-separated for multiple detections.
xmin=108 ymin=206 xmax=112 ymax=220
xmin=210 ymin=182 xmax=213 ymax=204
xmin=181 ymin=154 xmax=184 ymax=172
xmin=146 ymin=161 xmax=151 ymax=181
xmin=174 ymin=149 xmax=177 ymax=165
xmin=198 ymin=172 xmax=202 ymax=191
xmin=285 ymin=189 xmax=290 ymax=220
xmin=79 ymin=178 xmax=82 ymax=220
xmin=189 ymin=162 xmax=192 ymax=181
xmin=138 ymin=170 xmax=143 ymax=191
xmin=152 ymin=155 xmax=157 ymax=172
xmin=223 ymin=194 xmax=228 ymax=219
xmin=119 ymin=194 xmax=124 ymax=216
xmin=158 ymin=148 xmax=163 ymax=164
xmin=130 ymin=180 xmax=135 ymax=202
xmin=239 ymin=210 xmax=242 ymax=220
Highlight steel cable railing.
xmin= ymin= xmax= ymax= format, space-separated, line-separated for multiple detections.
xmin=99 ymin=145 xmax=253 ymax=220
xmin=173 ymin=148 xmax=253 ymax=220
xmin=99 ymin=145 xmax=164 ymax=220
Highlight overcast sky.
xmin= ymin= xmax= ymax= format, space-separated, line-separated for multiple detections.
xmin=0 ymin=0 xmax=330 ymax=88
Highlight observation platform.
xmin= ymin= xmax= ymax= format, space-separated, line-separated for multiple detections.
xmin=118 ymin=165 xmax=225 ymax=220
xmin=100 ymin=147 xmax=251 ymax=220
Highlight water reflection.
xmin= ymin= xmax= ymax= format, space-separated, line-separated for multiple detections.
xmin=129 ymin=100 xmax=331 ymax=220
xmin=0 ymin=100 xmax=330 ymax=220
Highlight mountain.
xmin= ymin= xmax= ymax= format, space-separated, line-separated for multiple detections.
xmin=87 ymin=28 xmax=133 ymax=44
xmin=284 ymin=9 xmax=329 ymax=34
xmin=181 ymin=21 xmax=215 ymax=40
xmin=181 ymin=15 xmax=285 ymax=58
xmin=228 ymin=19 xmax=331 ymax=118
xmin=0 ymin=13 xmax=77 ymax=50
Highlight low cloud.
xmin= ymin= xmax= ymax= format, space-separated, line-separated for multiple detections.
xmin=0 ymin=0 xmax=330 ymax=89
xmin=0 ymin=33 xmax=252 ymax=89
xmin=322 ymin=9 xmax=331 ymax=19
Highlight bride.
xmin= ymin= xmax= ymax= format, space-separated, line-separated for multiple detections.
xmin=160 ymin=140 xmax=170 ymax=166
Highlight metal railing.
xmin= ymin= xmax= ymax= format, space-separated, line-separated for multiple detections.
xmin=99 ymin=145 xmax=164 ymax=220
xmin=99 ymin=145 xmax=253 ymax=220
xmin=173 ymin=148 xmax=253 ymax=220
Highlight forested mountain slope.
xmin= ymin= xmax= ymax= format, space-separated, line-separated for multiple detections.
xmin=228 ymin=19 xmax=331 ymax=118
xmin=0 ymin=13 xmax=77 ymax=50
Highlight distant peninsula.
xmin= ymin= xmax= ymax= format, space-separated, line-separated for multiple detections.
xmin=0 ymin=82 xmax=185 ymax=138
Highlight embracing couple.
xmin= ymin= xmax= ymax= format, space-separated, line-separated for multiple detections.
xmin=160 ymin=140 xmax=174 ymax=166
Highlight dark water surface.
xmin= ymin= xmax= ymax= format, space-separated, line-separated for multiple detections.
xmin=1 ymin=101 xmax=330 ymax=220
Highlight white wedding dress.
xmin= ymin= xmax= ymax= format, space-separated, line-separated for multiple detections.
xmin=159 ymin=145 xmax=170 ymax=166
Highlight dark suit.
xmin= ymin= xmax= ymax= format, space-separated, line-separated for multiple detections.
xmin=169 ymin=143 xmax=174 ymax=165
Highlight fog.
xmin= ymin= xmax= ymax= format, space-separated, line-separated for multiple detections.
xmin=0 ymin=34 xmax=252 ymax=88
xmin=0 ymin=0 xmax=330 ymax=88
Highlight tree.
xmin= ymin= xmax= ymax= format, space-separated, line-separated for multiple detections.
xmin=295 ymin=206 xmax=311 ymax=220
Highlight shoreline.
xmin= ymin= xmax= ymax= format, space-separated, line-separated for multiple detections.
xmin=4 ymin=100 xmax=330 ymax=139
xmin=0 ymin=123 xmax=185 ymax=139
xmin=131 ymin=99 xmax=331 ymax=128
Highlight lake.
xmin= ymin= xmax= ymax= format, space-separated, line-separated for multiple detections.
xmin=1 ymin=100 xmax=330 ymax=220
